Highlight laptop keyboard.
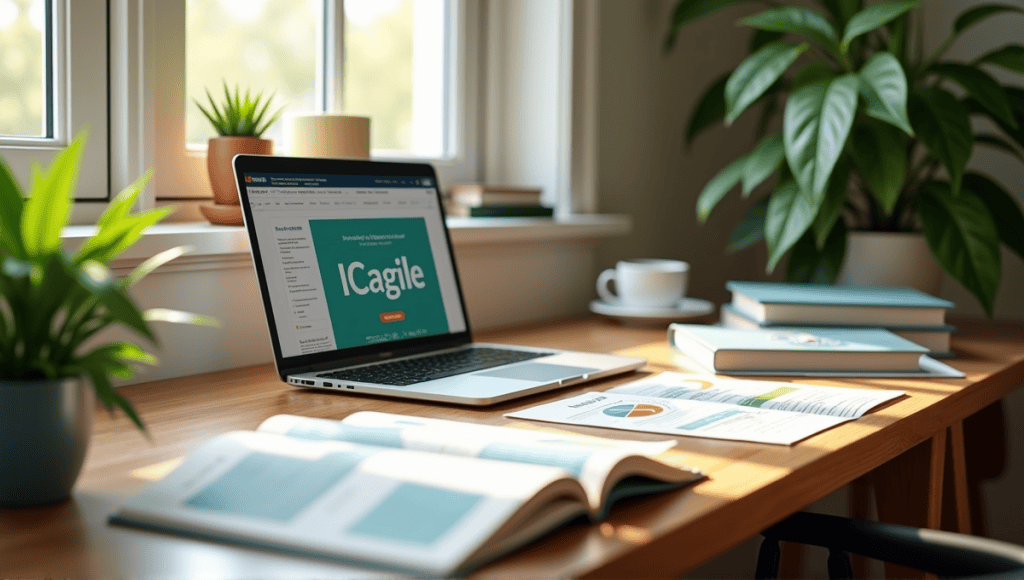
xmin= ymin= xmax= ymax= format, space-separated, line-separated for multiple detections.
xmin=317 ymin=347 xmax=553 ymax=386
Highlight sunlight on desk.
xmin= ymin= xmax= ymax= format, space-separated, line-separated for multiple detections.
xmin=131 ymin=457 xmax=184 ymax=482
xmin=600 ymin=522 xmax=652 ymax=545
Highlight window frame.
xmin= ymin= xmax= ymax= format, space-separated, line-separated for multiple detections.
xmin=1 ymin=0 xmax=109 ymax=202
xmin=124 ymin=0 xmax=479 ymax=210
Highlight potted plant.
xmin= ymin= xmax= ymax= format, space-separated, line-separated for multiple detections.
xmin=0 ymin=133 xmax=215 ymax=507
xmin=195 ymin=82 xmax=283 ymax=225
xmin=667 ymin=0 xmax=1024 ymax=316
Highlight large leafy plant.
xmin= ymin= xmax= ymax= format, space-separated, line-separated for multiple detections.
xmin=0 ymin=133 xmax=215 ymax=430
xmin=668 ymin=0 xmax=1024 ymax=316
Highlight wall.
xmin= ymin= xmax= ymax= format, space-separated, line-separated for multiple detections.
xmin=591 ymin=0 xmax=1024 ymax=577
xmin=594 ymin=1 xmax=769 ymax=308
xmin=112 ymin=233 xmax=610 ymax=385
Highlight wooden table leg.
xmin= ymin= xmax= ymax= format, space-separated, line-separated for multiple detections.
xmin=847 ymin=477 xmax=871 ymax=577
xmin=869 ymin=432 xmax=947 ymax=579
xmin=950 ymin=420 xmax=973 ymax=534
xmin=929 ymin=428 xmax=947 ymax=530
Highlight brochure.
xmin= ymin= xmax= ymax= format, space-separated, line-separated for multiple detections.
xmin=506 ymin=373 xmax=905 ymax=446
xmin=110 ymin=412 xmax=703 ymax=576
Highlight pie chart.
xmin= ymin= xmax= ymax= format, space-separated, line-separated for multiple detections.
xmin=603 ymin=403 xmax=664 ymax=418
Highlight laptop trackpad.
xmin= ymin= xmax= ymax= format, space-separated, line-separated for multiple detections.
xmin=477 ymin=363 xmax=599 ymax=382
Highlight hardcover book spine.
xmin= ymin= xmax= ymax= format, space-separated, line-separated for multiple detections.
xmin=447 ymin=204 xmax=554 ymax=218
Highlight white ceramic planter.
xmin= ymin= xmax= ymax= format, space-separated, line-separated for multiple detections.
xmin=837 ymin=231 xmax=943 ymax=295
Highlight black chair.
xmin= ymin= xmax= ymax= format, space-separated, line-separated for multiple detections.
xmin=755 ymin=512 xmax=1024 ymax=580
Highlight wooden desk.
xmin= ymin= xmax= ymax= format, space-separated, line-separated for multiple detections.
xmin=2 ymin=317 xmax=1022 ymax=578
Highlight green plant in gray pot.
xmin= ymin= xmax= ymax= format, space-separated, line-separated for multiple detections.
xmin=668 ymin=0 xmax=1024 ymax=316
xmin=0 ymin=133 xmax=216 ymax=507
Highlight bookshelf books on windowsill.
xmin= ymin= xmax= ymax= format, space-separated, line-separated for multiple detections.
xmin=110 ymin=412 xmax=702 ymax=576
xmin=445 ymin=183 xmax=551 ymax=218
xmin=445 ymin=203 xmax=554 ymax=218
xmin=448 ymin=184 xmax=543 ymax=206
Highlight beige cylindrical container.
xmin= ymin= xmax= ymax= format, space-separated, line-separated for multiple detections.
xmin=285 ymin=114 xmax=371 ymax=159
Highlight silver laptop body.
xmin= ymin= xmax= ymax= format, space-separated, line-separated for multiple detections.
xmin=233 ymin=155 xmax=645 ymax=405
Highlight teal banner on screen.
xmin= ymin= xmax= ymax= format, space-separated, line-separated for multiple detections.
xmin=309 ymin=218 xmax=449 ymax=349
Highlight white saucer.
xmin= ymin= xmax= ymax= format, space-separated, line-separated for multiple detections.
xmin=589 ymin=297 xmax=716 ymax=324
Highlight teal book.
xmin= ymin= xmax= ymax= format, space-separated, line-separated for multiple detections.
xmin=668 ymin=324 xmax=944 ymax=375
xmin=726 ymin=281 xmax=954 ymax=327
xmin=447 ymin=204 xmax=554 ymax=218
xmin=719 ymin=304 xmax=956 ymax=357
xmin=109 ymin=412 xmax=702 ymax=576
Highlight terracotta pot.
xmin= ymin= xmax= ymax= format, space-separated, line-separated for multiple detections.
xmin=837 ymin=231 xmax=943 ymax=295
xmin=0 ymin=377 xmax=93 ymax=507
xmin=207 ymin=136 xmax=272 ymax=205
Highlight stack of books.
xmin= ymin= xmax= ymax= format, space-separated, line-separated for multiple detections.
xmin=719 ymin=281 xmax=955 ymax=357
xmin=666 ymin=281 xmax=963 ymax=377
xmin=445 ymin=184 xmax=553 ymax=218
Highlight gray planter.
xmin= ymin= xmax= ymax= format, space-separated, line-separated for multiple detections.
xmin=0 ymin=377 xmax=93 ymax=507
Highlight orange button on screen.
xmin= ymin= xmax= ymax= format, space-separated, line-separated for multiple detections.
xmin=380 ymin=311 xmax=406 ymax=323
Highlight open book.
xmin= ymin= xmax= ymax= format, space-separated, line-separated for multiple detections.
xmin=109 ymin=412 xmax=703 ymax=576
xmin=507 ymin=373 xmax=906 ymax=445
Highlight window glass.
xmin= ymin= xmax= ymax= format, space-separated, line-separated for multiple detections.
xmin=185 ymin=0 xmax=447 ymax=157
xmin=0 ymin=0 xmax=47 ymax=138
xmin=185 ymin=0 xmax=318 ymax=146
xmin=344 ymin=0 xmax=446 ymax=157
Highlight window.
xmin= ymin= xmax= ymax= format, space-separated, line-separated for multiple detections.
xmin=144 ymin=0 xmax=469 ymax=203
xmin=184 ymin=0 xmax=447 ymax=157
xmin=0 ymin=0 xmax=108 ymax=199
xmin=0 ymin=0 xmax=47 ymax=138
xmin=184 ymin=0 xmax=319 ymax=148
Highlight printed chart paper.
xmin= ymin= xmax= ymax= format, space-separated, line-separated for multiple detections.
xmin=609 ymin=373 xmax=904 ymax=419
xmin=507 ymin=392 xmax=849 ymax=445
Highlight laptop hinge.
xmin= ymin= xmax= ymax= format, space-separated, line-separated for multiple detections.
xmin=285 ymin=338 xmax=472 ymax=377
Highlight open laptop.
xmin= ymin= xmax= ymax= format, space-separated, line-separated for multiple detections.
xmin=233 ymin=155 xmax=645 ymax=405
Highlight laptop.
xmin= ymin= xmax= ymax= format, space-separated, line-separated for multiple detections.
xmin=233 ymin=155 xmax=645 ymax=405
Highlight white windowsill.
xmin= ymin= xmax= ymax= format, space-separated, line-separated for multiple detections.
xmin=62 ymin=214 xmax=631 ymax=268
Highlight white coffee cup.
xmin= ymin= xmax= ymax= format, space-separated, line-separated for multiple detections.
xmin=596 ymin=259 xmax=689 ymax=308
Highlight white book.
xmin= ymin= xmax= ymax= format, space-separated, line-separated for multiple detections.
xmin=110 ymin=412 xmax=702 ymax=576
xmin=720 ymin=304 xmax=954 ymax=356
xmin=668 ymin=324 xmax=963 ymax=377
xmin=670 ymin=324 xmax=928 ymax=373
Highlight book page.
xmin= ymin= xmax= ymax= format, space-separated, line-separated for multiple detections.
xmin=259 ymin=412 xmax=679 ymax=512
xmin=111 ymin=431 xmax=580 ymax=576
xmin=506 ymin=392 xmax=850 ymax=445
xmin=609 ymin=372 xmax=904 ymax=418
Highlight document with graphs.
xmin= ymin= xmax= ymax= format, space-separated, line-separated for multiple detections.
xmin=507 ymin=373 xmax=904 ymax=445
xmin=110 ymin=412 xmax=702 ymax=576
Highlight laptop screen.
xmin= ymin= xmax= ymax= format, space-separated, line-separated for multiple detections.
xmin=236 ymin=159 xmax=470 ymax=368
